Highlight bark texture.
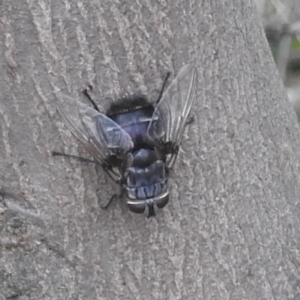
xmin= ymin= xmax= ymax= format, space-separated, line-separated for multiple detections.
xmin=1 ymin=0 xmax=300 ymax=299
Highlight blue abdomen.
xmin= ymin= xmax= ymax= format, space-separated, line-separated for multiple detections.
xmin=126 ymin=160 xmax=167 ymax=200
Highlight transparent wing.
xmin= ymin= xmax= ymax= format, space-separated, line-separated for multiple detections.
xmin=82 ymin=107 xmax=133 ymax=157
xmin=148 ymin=64 xmax=197 ymax=168
xmin=56 ymin=94 xmax=133 ymax=181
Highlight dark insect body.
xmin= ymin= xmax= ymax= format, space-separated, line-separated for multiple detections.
xmin=106 ymin=96 xmax=169 ymax=216
xmin=54 ymin=64 xmax=197 ymax=217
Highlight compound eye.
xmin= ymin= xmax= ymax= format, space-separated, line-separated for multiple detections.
xmin=154 ymin=194 xmax=169 ymax=209
xmin=127 ymin=201 xmax=147 ymax=214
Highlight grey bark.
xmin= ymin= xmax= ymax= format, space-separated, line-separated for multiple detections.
xmin=1 ymin=0 xmax=300 ymax=299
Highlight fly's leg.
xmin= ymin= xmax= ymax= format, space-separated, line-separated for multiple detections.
xmin=100 ymin=189 xmax=125 ymax=209
xmin=163 ymin=115 xmax=194 ymax=170
xmin=52 ymin=151 xmax=99 ymax=164
xmin=82 ymin=85 xmax=100 ymax=112
xmin=161 ymin=113 xmax=194 ymax=170
xmin=156 ymin=71 xmax=171 ymax=104
xmin=53 ymin=151 xmax=123 ymax=209
xmin=167 ymin=144 xmax=180 ymax=170
xmin=100 ymin=194 xmax=118 ymax=209
xmin=53 ymin=151 xmax=122 ymax=184
xmin=186 ymin=115 xmax=195 ymax=126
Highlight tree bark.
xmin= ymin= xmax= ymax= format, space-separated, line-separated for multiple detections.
xmin=1 ymin=0 xmax=300 ymax=299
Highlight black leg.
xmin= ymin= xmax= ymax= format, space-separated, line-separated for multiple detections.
xmin=82 ymin=86 xmax=100 ymax=112
xmin=101 ymin=194 xmax=118 ymax=209
xmin=156 ymin=71 xmax=171 ymax=104
xmin=186 ymin=115 xmax=195 ymax=126
xmin=100 ymin=189 xmax=124 ymax=209
xmin=52 ymin=151 xmax=99 ymax=164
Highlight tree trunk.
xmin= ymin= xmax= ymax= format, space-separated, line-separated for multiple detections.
xmin=1 ymin=0 xmax=300 ymax=299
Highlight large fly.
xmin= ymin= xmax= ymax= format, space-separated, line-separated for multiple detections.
xmin=53 ymin=64 xmax=197 ymax=217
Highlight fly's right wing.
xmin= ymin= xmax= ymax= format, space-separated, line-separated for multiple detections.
xmin=56 ymin=94 xmax=133 ymax=182
xmin=148 ymin=64 xmax=197 ymax=169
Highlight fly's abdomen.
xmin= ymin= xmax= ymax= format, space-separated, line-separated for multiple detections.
xmin=125 ymin=160 xmax=167 ymax=200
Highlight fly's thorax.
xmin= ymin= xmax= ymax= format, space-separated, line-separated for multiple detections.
xmin=131 ymin=148 xmax=160 ymax=167
xmin=108 ymin=102 xmax=155 ymax=146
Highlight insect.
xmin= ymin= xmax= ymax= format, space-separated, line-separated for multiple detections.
xmin=53 ymin=64 xmax=197 ymax=217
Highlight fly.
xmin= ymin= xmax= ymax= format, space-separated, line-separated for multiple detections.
xmin=53 ymin=64 xmax=197 ymax=217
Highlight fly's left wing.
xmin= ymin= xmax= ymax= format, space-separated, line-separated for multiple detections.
xmin=147 ymin=64 xmax=197 ymax=168
xmin=56 ymin=94 xmax=133 ymax=182
xmin=82 ymin=107 xmax=133 ymax=158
